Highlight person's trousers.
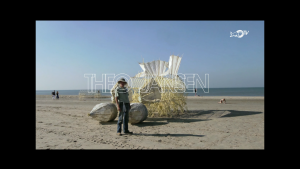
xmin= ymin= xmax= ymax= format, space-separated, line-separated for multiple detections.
xmin=117 ymin=102 xmax=130 ymax=133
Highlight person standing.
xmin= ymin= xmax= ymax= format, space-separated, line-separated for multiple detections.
xmin=56 ymin=91 xmax=59 ymax=99
xmin=52 ymin=90 xmax=55 ymax=100
xmin=115 ymin=78 xmax=132 ymax=136
xmin=195 ymin=88 xmax=197 ymax=96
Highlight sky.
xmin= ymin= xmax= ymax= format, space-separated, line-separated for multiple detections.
xmin=36 ymin=21 xmax=264 ymax=90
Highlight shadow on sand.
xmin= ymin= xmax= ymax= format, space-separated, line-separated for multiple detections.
xmin=99 ymin=120 xmax=118 ymax=125
xmin=131 ymin=119 xmax=210 ymax=127
xmin=132 ymin=133 xmax=205 ymax=137
xmin=101 ymin=119 xmax=209 ymax=126
xmin=174 ymin=110 xmax=262 ymax=118
xmin=219 ymin=110 xmax=262 ymax=118
xmin=99 ymin=110 xmax=262 ymax=126
xmin=100 ymin=121 xmax=169 ymax=126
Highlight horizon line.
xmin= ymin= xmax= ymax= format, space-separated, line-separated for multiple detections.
xmin=36 ymin=86 xmax=264 ymax=90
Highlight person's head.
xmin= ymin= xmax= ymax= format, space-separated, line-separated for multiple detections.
xmin=120 ymin=82 xmax=125 ymax=87
xmin=117 ymin=78 xmax=127 ymax=87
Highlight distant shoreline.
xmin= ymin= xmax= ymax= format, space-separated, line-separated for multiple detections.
xmin=36 ymin=87 xmax=264 ymax=97
xmin=36 ymin=95 xmax=263 ymax=100
xmin=186 ymin=96 xmax=264 ymax=99
xmin=36 ymin=95 xmax=111 ymax=98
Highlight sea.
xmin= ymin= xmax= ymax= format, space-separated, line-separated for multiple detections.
xmin=36 ymin=87 xmax=264 ymax=97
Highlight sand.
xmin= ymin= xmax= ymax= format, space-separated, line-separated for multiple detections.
xmin=36 ymin=95 xmax=264 ymax=149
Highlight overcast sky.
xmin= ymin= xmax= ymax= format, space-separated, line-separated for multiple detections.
xmin=36 ymin=21 xmax=264 ymax=90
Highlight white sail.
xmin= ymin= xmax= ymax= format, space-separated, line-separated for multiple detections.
xmin=139 ymin=63 xmax=146 ymax=72
xmin=135 ymin=55 xmax=181 ymax=77
xmin=168 ymin=55 xmax=181 ymax=75
xmin=138 ymin=60 xmax=169 ymax=76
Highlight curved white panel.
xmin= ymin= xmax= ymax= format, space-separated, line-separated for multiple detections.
xmin=134 ymin=56 xmax=181 ymax=77
xmin=174 ymin=57 xmax=182 ymax=75
xmin=139 ymin=63 xmax=146 ymax=71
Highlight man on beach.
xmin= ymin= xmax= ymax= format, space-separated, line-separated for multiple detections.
xmin=52 ymin=90 xmax=55 ymax=100
xmin=115 ymin=78 xmax=132 ymax=136
xmin=195 ymin=88 xmax=197 ymax=96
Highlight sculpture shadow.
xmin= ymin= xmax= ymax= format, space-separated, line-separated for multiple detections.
xmin=99 ymin=120 xmax=118 ymax=125
xmin=132 ymin=133 xmax=205 ymax=137
xmin=99 ymin=110 xmax=262 ymax=125
xmin=167 ymin=110 xmax=262 ymax=119
xmin=131 ymin=121 xmax=170 ymax=127
xmin=219 ymin=110 xmax=262 ymax=118
xmin=145 ymin=118 xmax=210 ymax=123
xmin=131 ymin=118 xmax=211 ymax=127
xmin=99 ymin=121 xmax=168 ymax=126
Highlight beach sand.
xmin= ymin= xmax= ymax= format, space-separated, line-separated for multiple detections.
xmin=36 ymin=95 xmax=264 ymax=149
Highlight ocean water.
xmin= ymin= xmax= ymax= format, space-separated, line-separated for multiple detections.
xmin=185 ymin=87 xmax=264 ymax=96
xmin=37 ymin=87 xmax=264 ymax=96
